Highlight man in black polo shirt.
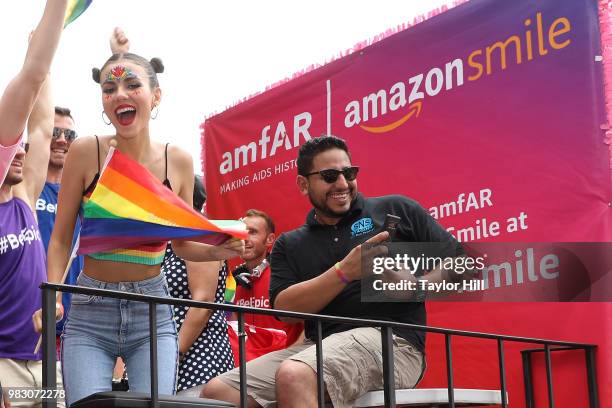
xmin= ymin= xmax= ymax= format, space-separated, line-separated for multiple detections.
xmin=203 ymin=135 xmax=464 ymax=408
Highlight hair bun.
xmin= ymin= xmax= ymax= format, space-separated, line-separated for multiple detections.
xmin=150 ymin=58 xmax=164 ymax=74
xmin=92 ymin=68 xmax=101 ymax=83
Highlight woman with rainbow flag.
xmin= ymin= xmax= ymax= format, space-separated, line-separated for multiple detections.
xmin=33 ymin=28 xmax=245 ymax=406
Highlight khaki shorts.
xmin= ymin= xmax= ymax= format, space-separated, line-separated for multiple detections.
xmin=217 ymin=327 xmax=424 ymax=408
xmin=0 ymin=358 xmax=66 ymax=408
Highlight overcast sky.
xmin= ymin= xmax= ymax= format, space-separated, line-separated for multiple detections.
xmin=1 ymin=0 xmax=452 ymax=173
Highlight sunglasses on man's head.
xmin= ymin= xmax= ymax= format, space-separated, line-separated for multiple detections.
xmin=52 ymin=127 xmax=78 ymax=142
xmin=305 ymin=166 xmax=359 ymax=183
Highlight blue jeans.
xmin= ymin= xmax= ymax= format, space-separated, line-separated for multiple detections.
xmin=61 ymin=272 xmax=178 ymax=407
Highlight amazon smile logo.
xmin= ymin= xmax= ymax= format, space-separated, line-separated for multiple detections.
xmin=342 ymin=59 xmax=464 ymax=134
xmin=359 ymin=101 xmax=422 ymax=133
xmin=341 ymin=10 xmax=574 ymax=135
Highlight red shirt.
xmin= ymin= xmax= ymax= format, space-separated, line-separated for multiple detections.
xmin=234 ymin=265 xmax=303 ymax=346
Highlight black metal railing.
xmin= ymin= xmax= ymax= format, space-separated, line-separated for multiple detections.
xmin=40 ymin=283 xmax=599 ymax=408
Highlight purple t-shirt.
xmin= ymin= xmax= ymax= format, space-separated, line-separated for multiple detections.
xmin=0 ymin=197 xmax=46 ymax=360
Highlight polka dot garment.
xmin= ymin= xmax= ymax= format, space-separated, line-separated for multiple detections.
xmin=162 ymin=245 xmax=234 ymax=392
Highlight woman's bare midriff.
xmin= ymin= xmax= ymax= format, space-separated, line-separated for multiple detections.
xmin=82 ymin=256 xmax=162 ymax=282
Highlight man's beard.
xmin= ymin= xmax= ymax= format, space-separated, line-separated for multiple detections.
xmin=3 ymin=171 xmax=23 ymax=186
xmin=49 ymin=149 xmax=66 ymax=169
xmin=242 ymin=247 xmax=265 ymax=263
xmin=48 ymin=159 xmax=64 ymax=170
xmin=307 ymin=188 xmax=355 ymax=220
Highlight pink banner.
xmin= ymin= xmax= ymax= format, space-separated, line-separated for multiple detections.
xmin=203 ymin=0 xmax=612 ymax=404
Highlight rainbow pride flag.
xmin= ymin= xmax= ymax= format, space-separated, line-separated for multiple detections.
xmin=64 ymin=0 xmax=92 ymax=28
xmin=79 ymin=147 xmax=246 ymax=255
xmin=225 ymin=273 xmax=236 ymax=303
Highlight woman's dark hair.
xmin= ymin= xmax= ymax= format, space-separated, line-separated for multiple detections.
xmin=193 ymin=175 xmax=206 ymax=212
xmin=92 ymin=53 xmax=164 ymax=88
xmin=297 ymin=135 xmax=351 ymax=176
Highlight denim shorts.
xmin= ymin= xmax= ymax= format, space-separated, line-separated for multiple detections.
xmin=61 ymin=272 xmax=178 ymax=407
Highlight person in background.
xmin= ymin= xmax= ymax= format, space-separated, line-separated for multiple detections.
xmin=0 ymin=74 xmax=59 ymax=408
xmin=230 ymin=209 xmax=303 ymax=357
xmin=36 ymin=106 xmax=83 ymax=356
xmin=0 ymin=0 xmax=68 ymax=185
xmin=35 ymin=106 xmax=80 ymax=407
xmin=162 ymin=175 xmax=234 ymax=396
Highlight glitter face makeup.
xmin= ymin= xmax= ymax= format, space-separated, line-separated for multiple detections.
xmin=106 ymin=65 xmax=137 ymax=82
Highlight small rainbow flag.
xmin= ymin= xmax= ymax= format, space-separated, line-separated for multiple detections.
xmin=79 ymin=147 xmax=247 ymax=256
xmin=225 ymin=273 xmax=236 ymax=304
xmin=64 ymin=0 xmax=92 ymax=28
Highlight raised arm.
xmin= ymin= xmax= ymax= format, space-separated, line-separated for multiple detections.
xmin=109 ymin=27 xmax=130 ymax=54
xmin=15 ymin=74 xmax=53 ymax=207
xmin=0 ymin=0 xmax=68 ymax=146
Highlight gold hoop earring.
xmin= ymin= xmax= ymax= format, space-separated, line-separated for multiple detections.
xmin=151 ymin=105 xmax=159 ymax=120
xmin=101 ymin=111 xmax=112 ymax=125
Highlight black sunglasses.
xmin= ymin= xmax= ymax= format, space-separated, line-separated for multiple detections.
xmin=305 ymin=166 xmax=359 ymax=183
xmin=52 ymin=127 xmax=78 ymax=142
